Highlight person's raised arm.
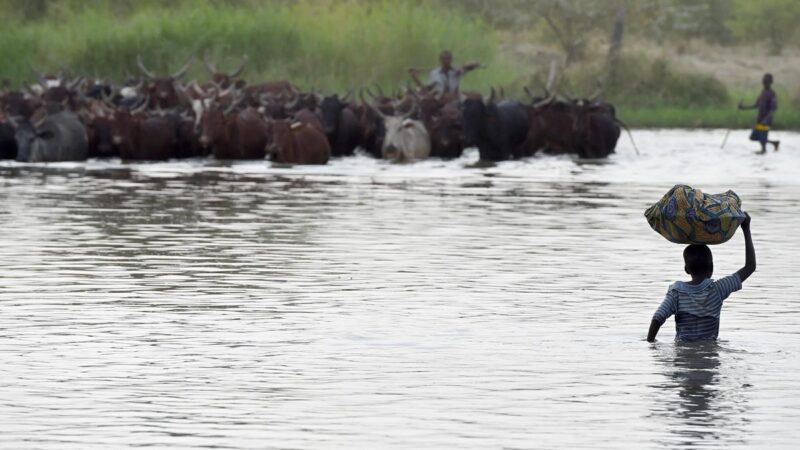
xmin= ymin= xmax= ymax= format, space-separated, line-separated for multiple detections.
xmin=736 ymin=213 xmax=756 ymax=282
xmin=462 ymin=62 xmax=483 ymax=73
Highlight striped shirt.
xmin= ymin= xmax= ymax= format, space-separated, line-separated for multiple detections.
xmin=653 ymin=273 xmax=742 ymax=341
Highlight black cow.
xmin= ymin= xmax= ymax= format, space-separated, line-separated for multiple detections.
xmin=462 ymin=94 xmax=530 ymax=161
xmin=319 ymin=94 xmax=362 ymax=157
xmin=0 ymin=120 xmax=17 ymax=159
xmin=15 ymin=110 xmax=88 ymax=162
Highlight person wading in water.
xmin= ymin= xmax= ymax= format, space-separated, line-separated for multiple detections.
xmin=408 ymin=50 xmax=482 ymax=97
xmin=739 ymin=73 xmax=779 ymax=154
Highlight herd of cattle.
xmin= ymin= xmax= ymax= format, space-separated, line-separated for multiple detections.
xmin=0 ymin=57 xmax=632 ymax=165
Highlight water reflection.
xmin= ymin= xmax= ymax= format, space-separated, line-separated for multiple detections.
xmin=651 ymin=341 xmax=749 ymax=447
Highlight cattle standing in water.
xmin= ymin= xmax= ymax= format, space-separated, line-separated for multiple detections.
xmin=15 ymin=109 xmax=88 ymax=162
xmin=268 ymin=120 xmax=331 ymax=165
xmin=319 ymin=94 xmax=363 ymax=157
xmin=525 ymin=94 xmax=622 ymax=158
xmin=199 ymin=104 xmax=270 ymax=160
xmin=462 ymin=91 xmax=530 ymax=161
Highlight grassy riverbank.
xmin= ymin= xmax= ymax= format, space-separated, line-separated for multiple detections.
xmin=619 ymin=101 xmax=800 ymax=130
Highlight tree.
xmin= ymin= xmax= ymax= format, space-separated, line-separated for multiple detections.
xmin=729 ymin=0 xmax=800 ymax=54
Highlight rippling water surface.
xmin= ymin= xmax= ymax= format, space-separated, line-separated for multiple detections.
xmin=1 ymin=130 xmax=799 ymax=449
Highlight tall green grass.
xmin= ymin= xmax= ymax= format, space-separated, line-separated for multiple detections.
xmin=0 ymin=0 xmax=517 ymax=92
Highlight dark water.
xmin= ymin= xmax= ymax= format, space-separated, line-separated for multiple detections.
xmin=1 ymin=130 xmax=799 ymax=449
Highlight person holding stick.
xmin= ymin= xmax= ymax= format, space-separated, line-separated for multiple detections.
xmin=739 ymin=73 xmax=779 ymax=154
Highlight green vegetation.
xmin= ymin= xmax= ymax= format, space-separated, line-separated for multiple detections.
xmin=0 ymin=0 xmax=798 ymax=129
xmin=0 ymin=0 xmax=515 ymax=92
xmin=619 ymin=105 xmax=800 ymax=130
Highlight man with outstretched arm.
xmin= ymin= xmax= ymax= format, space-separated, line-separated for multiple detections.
xmin=408 ymin=50 xmax=481 ymax=97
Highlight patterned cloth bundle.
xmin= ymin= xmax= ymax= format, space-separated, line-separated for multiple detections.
xmin=645 ymin=185 xmax=746 ymax=245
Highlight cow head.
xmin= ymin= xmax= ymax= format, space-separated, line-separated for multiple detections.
xmin=319 ymin=93 xmax=350 ymax=136
xmin=429 ymin=106 xmax=462 ymax=153
xmin=84 ymin=102 xmax=117 ymax=157
xmin=461 ymin=97 xmax=487 ymax=146
xmin=203 ymin=52 xmax=249 ymax=89
xmin=137 ymin=55 xmax=192 ymax=109
xmin=111 ymin=97 xmax=148 ymax=147
xmin=14 ymin=108 xmax=50 ymax=161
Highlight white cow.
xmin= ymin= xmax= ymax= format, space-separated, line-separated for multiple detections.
xmin=381 ymin=115 xmax=431 ymax=162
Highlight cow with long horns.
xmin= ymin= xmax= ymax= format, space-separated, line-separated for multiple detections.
xmin=136 ymin=55 xmax=193 ymax=109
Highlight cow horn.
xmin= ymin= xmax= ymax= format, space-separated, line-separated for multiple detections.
xmin=224 ymin=93 xmax=243 ymax=114
xmin=488 ymin=87 xmax=496 ymax=104
xmin=532 ymin=93 xmax=556 ymax=109
xmin=229 ymin=55 xmax=249 ymax=78
xmin=363 ymin=96 xmax=387 ymax=120
xmin=172 ymin=58 xmax=193 ymax=80
xmin=36 ymin=72 xmax=49 ymax=90
xmin=285 ymin=93 xmax=300 ymax=111
xmin=588 ymin=80 xmax=603 ymax=102
xmin=401 ymin=104 xmax=418 ymax=121
xmin=67 ymin=76 xmax=84 ymax=92
xmin=203 ymin=50 xmax=218 ymax=74
xmin=132 ymin=96 xmax=149 ymax=114
xmin=523 ymin=86 xmax=535 ymax=101
xmin=136 ymin=55 xmax=156 ymax=79
xmin=545 ymin=59 xmax=560 ymax=92
xmin=32 ymin=110 xmax=47 ymax=129
xmin=374 ymin=83 xmax=386 ymax=98
xmin=341 ymin=89 xmax=353 ymax=102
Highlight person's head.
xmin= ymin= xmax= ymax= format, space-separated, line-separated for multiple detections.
xmin=439 ymin=50 xmax=453 ymax=70
xmin=763 ymin=73 xmax=774 ymax=89
xmin=684 ymin=244 xmax=713 ymax=278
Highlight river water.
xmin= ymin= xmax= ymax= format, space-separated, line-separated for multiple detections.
xmin=1 ymin=130 xmax=799 ymax=449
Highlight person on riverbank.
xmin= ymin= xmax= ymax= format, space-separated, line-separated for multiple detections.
xmin=647 ymin=213 xmax=756 ymax=342
xmin=739 ymin=73 xmax=779 ymax=154
xmin=408 ymin=50 xmax=482 ymax=97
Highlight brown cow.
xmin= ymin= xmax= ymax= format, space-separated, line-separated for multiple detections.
xmin=291 ymin=108 xmax=325 ymax=134
xmin=112 ymin=101 xmax=179 ymax=160
xmin=268 ymin=120 xmax=330 ymax=165
xmin=199 ymin=105 xmax=270 ymax=160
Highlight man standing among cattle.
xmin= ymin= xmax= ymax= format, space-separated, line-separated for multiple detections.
xmin=409 ymin=50 xmax=482 ymax=97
